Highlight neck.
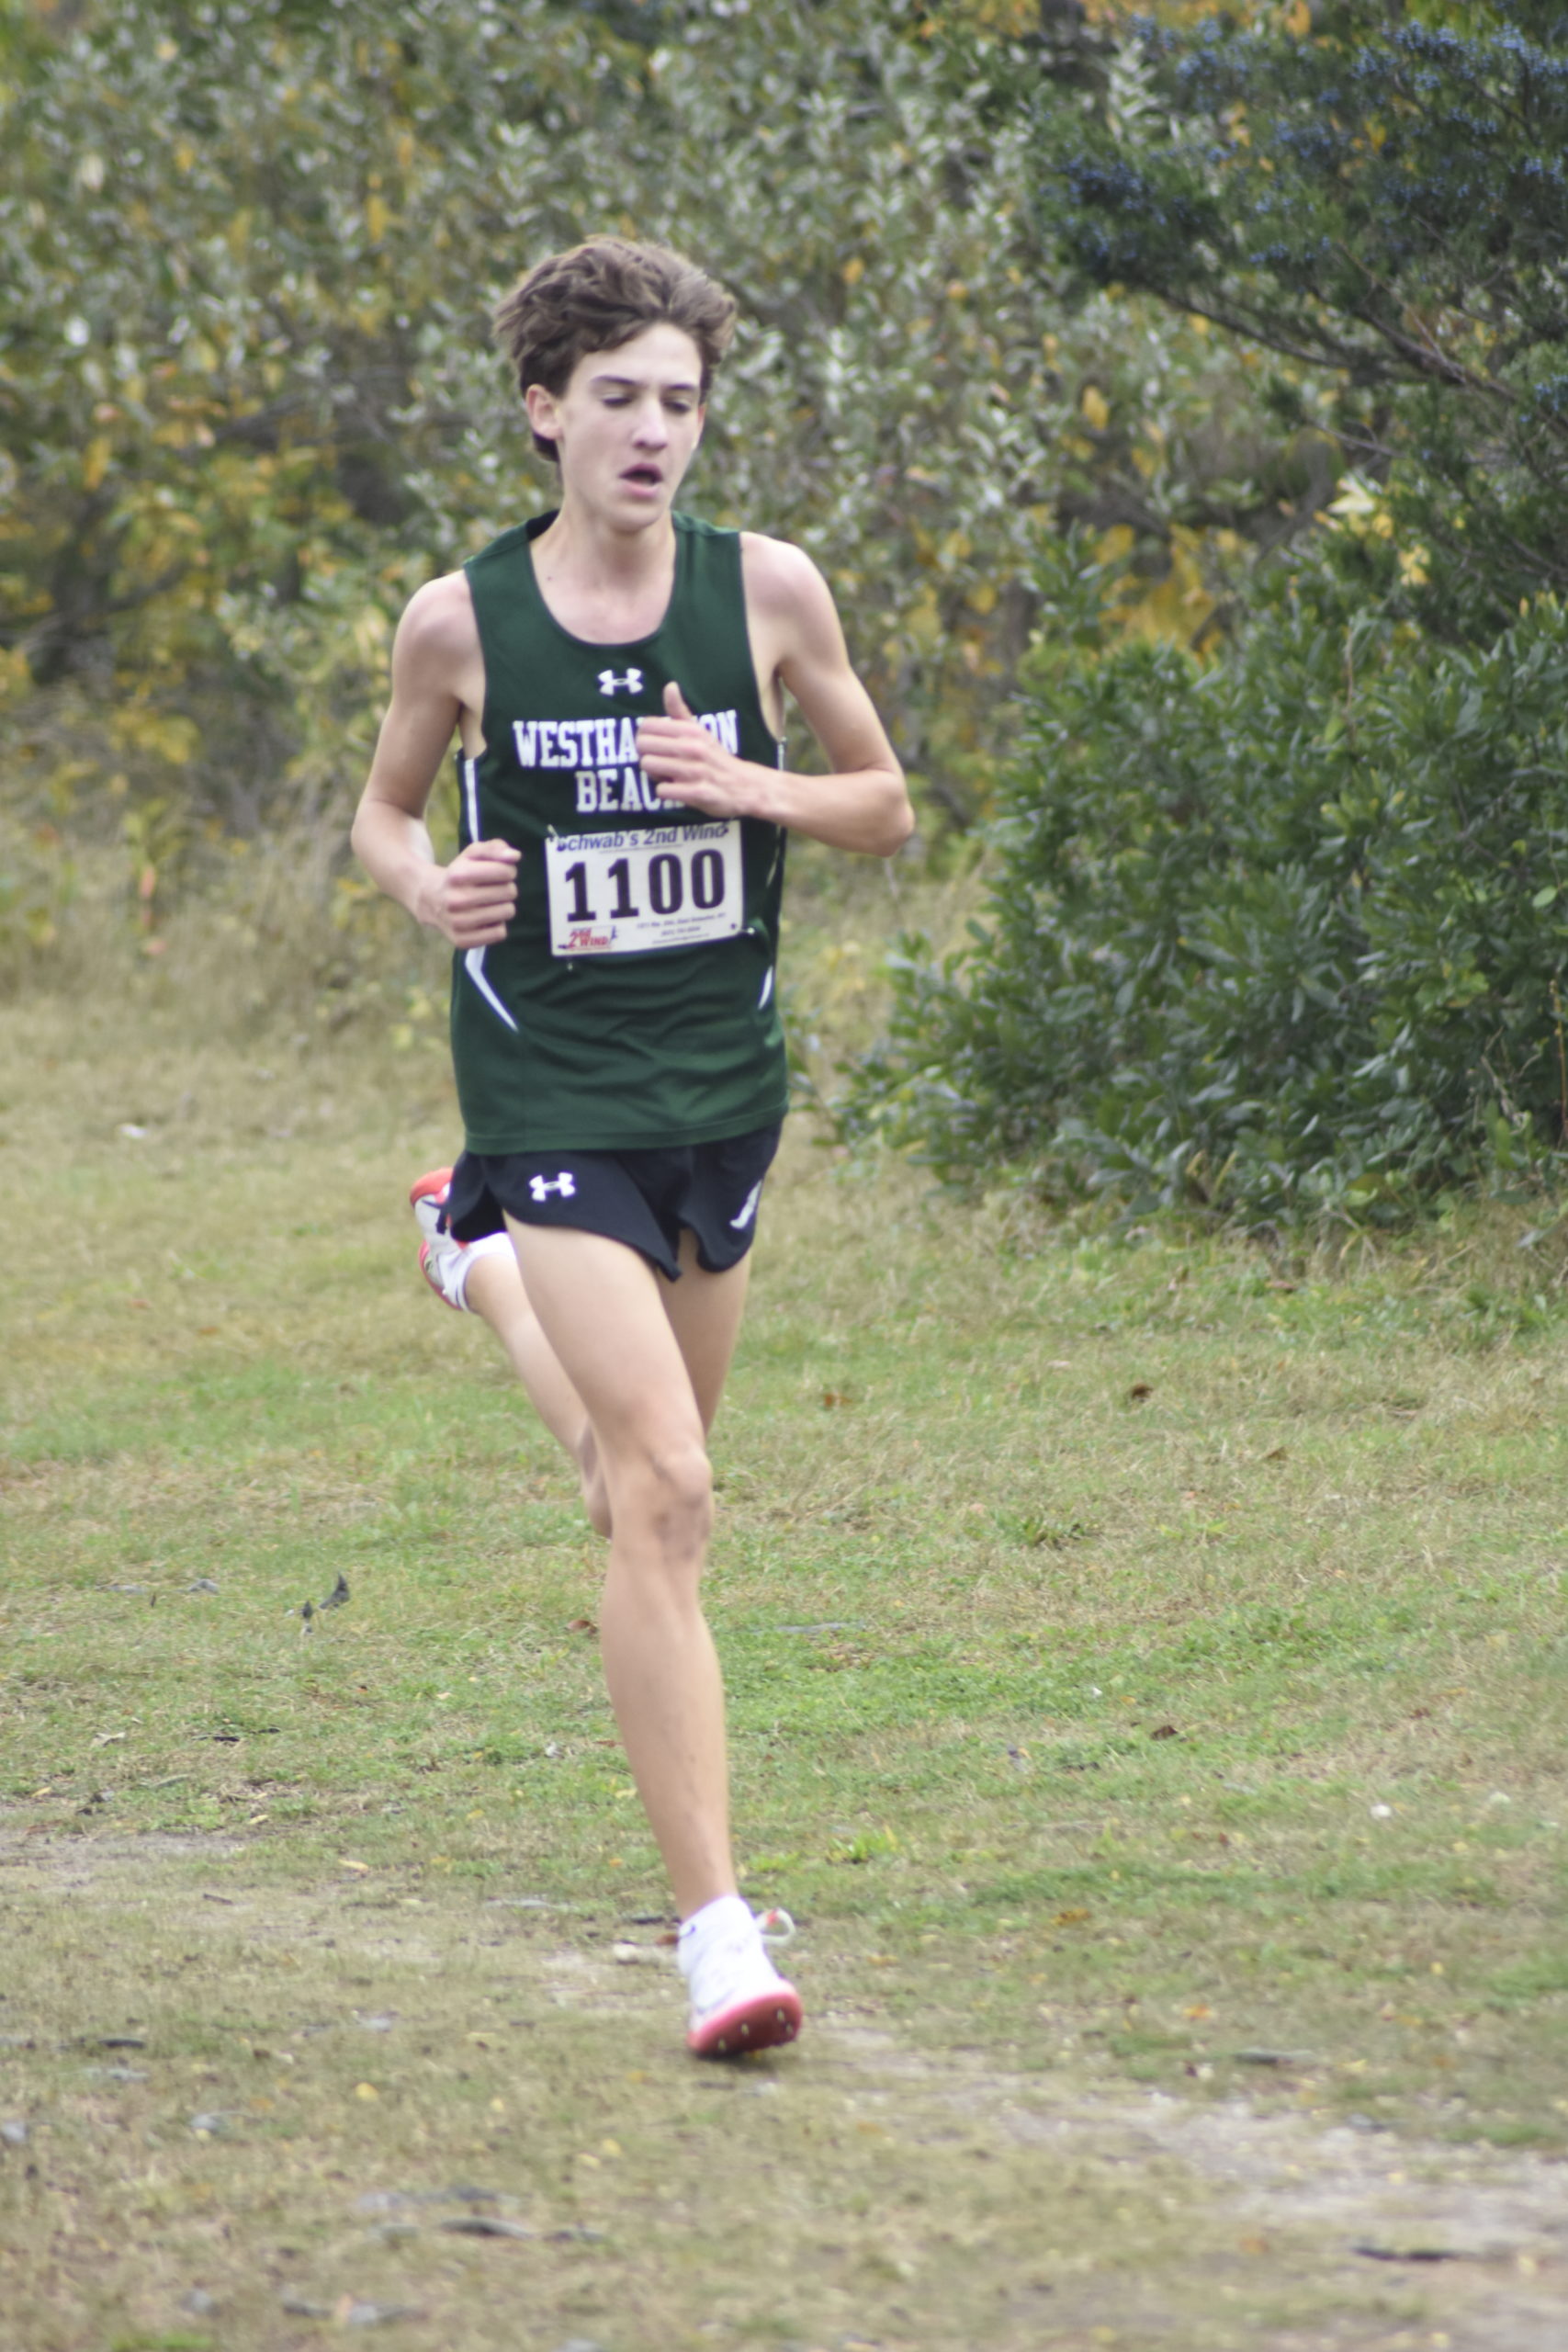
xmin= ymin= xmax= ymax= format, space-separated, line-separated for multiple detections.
xmin=533 ymin=494 xmax=677 ymax=592
xmin=527 ymin=492 xmax=682 ymax=646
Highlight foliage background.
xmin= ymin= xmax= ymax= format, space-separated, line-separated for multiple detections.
xmin=6 ymin=0 xmax=1567 ymax=1223
xmin=0 ymin=0 xmax=1289 ymax=961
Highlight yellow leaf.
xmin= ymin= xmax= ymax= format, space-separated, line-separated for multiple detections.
xmin=1080 ymin=384 xmax=1110 ymax=432
xmin=367 ymin=193 xmax=389 ymax=243
xmin=0 ymin=647 xmax=32 ymax=707
xmin=1283 ymin=0 xmax=1311 ymax=35
xmin=841 ymin=254 xmax=864 ymax=286
xmin=354 ymin=2082 xmax=379 ymax=2101
xmin=351 ymin=605 xmax=391 ymax=663
xmin=1327 ymin=475 xmax=1378 ymax=519
xmin=82 ymin=437 xmax=112 ymax=492
xmin=906 ymin=590 xmax=942 ymax=650
xmin=111 ymin=707 xmax=200 ymax=766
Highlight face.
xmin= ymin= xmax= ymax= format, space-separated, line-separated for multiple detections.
xmin=525 ymin=322 xmax=706 ymax=525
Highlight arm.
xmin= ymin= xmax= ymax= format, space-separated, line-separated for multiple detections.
xmin=350 ymin=573 xmax=519 ymax=948
xmin=634 ymin=537 xmax=914 ymax=857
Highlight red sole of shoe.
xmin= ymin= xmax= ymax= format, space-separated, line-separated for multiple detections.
xmin=417 ymin=1241 xmax=464 ymax=1311
xmin=688 ymin=1989 xmax=803 ymax=2060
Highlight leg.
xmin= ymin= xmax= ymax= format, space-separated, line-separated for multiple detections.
xmin=502 ymin=1219 xmax=748 ymax=1918
xmin=660 ymin=1226 xmax=751 ymax=1433
xmin=462 ymin=1248 xmax=611 ymax=1537
xmin=462 ymin=1247 xmax=586 ymax=1456
xmin=412 ymin=1172 xmax=611 ymax=1535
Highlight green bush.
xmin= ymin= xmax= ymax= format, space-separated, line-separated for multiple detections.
xmin=1030 ymin=6 xmax=1568 ymax=644
xmin=844 ymin=552 xmax=1568 ymax=1223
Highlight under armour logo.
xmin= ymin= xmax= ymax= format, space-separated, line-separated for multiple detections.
xmin=529 ymin=1171 xmax=578 ymax=1202
xmin=598 ymin=668 xmax=643 ymax=696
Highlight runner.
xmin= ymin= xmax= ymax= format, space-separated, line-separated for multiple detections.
xmin=351 ymin=236 xmax=911 ymax=2056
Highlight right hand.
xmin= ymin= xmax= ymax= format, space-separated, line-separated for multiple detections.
xmin=418 ymin=839 xmax=520 ymax=947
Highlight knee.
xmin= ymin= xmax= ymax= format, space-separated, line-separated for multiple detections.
xmin=619 ymin=1435 xmax=713 ymax=1556
xmin=651 ymin=1438 xmax=713 ymax=1544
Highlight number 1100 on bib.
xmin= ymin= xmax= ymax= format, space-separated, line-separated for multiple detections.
xmin=544 ymin=821 xmax=743 ymax=957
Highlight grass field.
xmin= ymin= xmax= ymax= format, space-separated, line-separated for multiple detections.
xmin=3 ymin=859 xmax=1567 ymax=2350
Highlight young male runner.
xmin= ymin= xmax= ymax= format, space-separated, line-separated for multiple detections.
xmin=351 ymin=237 xmax=911 ymax=2056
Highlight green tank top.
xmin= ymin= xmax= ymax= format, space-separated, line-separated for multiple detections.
xmin=451 ymin=511 xmax=789 ymax=1153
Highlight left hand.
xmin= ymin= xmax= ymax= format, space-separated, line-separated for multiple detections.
xmin=637 ymin=682 xmax=762 ymax=818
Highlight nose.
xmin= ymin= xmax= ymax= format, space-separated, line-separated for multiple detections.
xmin=633 ymin=395 xmax=669 ymax=447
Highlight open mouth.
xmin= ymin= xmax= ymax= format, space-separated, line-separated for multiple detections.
xmin=622 ymin=465 xmax=663 ymax=490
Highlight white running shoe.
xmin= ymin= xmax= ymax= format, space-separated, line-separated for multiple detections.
xmin=410 ymin=1167 xmax=471 ymax=1311
xmin=680 ymin=1897 xmax=803 ymax=2059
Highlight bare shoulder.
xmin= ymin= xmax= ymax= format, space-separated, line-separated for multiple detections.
xmin=739 ymin=531 xmax=844 ymax=652
xmin=394 ymin=569 xmax=480 ymax=675
xmin=737 ymin=534 xmax=903 ymax=804
xmin=739 ymin=531 xmax=835 ymax=617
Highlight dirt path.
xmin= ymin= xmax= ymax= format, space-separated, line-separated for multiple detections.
xmin=1 ymin=1826 xmax=1564 ymax=2351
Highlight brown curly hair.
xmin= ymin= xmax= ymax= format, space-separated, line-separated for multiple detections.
xmin=494 ymin=238 xmax=739 ymax=465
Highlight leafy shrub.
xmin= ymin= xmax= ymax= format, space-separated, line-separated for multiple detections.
xmin=1031 ymin=5 xmax=1568 ymax=645
xmin=844 ymin=550 xmax=1568 ymax=1223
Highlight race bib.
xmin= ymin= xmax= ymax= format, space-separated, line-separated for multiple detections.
xmin=544 ymin=820 xmax=743 ymax=957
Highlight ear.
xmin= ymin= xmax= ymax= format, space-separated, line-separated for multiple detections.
xmin=525 ymin=381 xmax=562 ymax=447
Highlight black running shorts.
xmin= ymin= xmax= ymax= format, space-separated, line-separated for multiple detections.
xmin=443 ymin=1123 xmax=783 ymax=1282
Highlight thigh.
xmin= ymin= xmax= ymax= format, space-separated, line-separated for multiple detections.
xmin=503 ymin=1219 xmax=702 ymax=1453
xmin=504 ymin=1218 xmax=748 ymax=1445
xmin=660 ymin=1229 xmax=752 ymax=1433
